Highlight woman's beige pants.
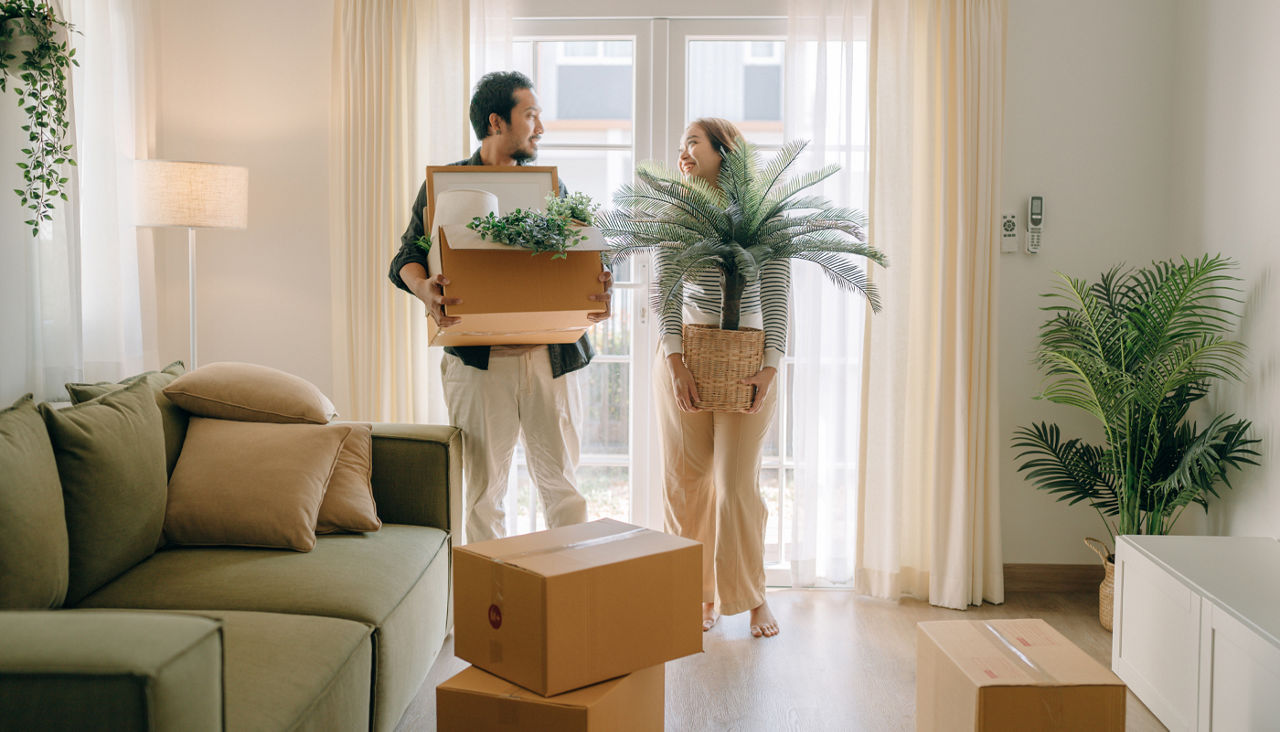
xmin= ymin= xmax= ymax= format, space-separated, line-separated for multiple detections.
xmin=653 ymin=348 xmax=777 ymax=616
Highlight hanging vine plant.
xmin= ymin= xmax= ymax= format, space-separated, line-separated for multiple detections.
xmin=0 ymin=0 xmax=77 ymax=236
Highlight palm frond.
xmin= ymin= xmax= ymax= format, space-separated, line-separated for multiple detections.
xmin=1011 ymin=422 xmax=1117 ymax=512
xmin=789 ymin=251 xmax=881 ymax=312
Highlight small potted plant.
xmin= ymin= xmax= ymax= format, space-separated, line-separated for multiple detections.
xmin=1 ymin=0 xmax=77 ymax=236
xmin=466 ymin=191 xmax=600 ymax=259
xmin=1012 ymin=254 xmax=1260 ymax=629
xmin=599 ymin=138 xmax=887 ymax=411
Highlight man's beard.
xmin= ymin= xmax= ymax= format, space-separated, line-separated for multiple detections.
xmin=511 ymin=145 xmax=537 ymax=163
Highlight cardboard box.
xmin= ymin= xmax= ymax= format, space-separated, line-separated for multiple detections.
xmin=436 ymin=664 xmax=664 ymax=732
xmin=424 ymin=165 xmax=607 ymax=347
xmin=454 ymin=518 xmax=701 ymax=696
xmin=916 ymin=618 xmax=1126 ymax=732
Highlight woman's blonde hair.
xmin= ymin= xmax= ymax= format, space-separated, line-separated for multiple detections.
xmin=688 ymin=117 xmax=744 ymax=161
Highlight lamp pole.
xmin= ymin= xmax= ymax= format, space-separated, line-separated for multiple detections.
xmin=188 ymin=226 xmax=198 ymax=369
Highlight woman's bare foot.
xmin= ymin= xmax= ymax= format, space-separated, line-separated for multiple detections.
xmin=702 ymin=602 xmax=719 ymax=631
xmin=749 ymin=600 xmax=779 ymax=638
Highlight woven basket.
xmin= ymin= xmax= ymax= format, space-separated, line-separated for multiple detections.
xmin=681 ymin=324 xmax=765 ymax=413
xmin=1085 ymin=537 xmax=1115 ymax=631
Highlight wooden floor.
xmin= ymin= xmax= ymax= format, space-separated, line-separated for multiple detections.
xmin=396 ymin=590 xmax=1167 ymax=731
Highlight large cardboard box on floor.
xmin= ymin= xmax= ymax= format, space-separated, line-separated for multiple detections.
xmin=916 ymin=618 xmax=1126 ymax=732
xmin=423 ymin=165 xmax=607 ymax=347
xmin=436 ymin=664 xmax=664 ymax=732
xmin=454 ymin=518 xmax=701 ymax=696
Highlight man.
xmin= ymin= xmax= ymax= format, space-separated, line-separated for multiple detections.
xmin=388 ymin=71 xmax=612 ymax=543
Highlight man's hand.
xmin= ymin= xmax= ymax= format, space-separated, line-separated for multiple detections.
xmin=423 ymin=273 xmax=463 ymax=327
xmin=668 ymin=353 xmax=701 ymax=413
xmin=400 ymin=261 xmax=463 ymax=328
xmin=587 ymin=270 xmax=613 ymax=323
xmin=740 ymin=366 xmax=777 ymax=414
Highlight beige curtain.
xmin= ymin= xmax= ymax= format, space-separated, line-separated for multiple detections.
xmin=330 ymin=0 xmax=468 ymax=422
xmin=857 ymin=0 xmax=1005 ymax=609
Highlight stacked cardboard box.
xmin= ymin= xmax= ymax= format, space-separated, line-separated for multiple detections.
xmin=916 ymin=618 xmax=1126 ymax=732
xmin=437 ymin=519 xmax=703 ymax=731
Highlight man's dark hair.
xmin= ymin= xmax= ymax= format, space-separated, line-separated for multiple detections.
xmin=470 ymin=71 xmax=534 ymax=139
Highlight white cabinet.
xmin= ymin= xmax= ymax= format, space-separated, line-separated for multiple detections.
xmin=1112 ymin=535 xmax=1280 ymax=732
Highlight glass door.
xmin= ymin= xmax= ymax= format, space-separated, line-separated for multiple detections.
xmin=499 ymin=16 xmax=866 ymax=590
xmin=666 ymin=19 xmax=798 ymax=583
xmin=502 ymin=19 xmax=664 ymax=535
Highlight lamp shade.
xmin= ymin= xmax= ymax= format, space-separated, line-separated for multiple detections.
xmin=136 ymin=160 xmax=249 ymax=229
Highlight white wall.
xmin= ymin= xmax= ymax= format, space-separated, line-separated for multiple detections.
xmin=150 ymin=0 xmax=335 ymax=397
xmin=1170 ymin=0 xmax=1280 ymax=538
xmin=1000 ymin=0 xmax=1180 ymax=563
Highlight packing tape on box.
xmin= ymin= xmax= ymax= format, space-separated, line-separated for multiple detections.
xmin=491 ymin=527 xmax=648 ymax=564
xmin=490 ymin=563 xmax=505 ymax=663
xmin=977 ymin=622 xmax=1055 ymax=684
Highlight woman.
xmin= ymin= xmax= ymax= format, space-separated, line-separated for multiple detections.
xmin=654 ymin=118 xmax=789 ymax=638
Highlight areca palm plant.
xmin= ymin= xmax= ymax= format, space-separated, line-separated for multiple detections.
xmin=1012 ymin=255 xmax=1260 ymax=549
xmin=597 ymin=137 xmax=887 ymax=328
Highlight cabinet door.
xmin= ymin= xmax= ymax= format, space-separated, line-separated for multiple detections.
xmin=1113 ymin=542 xmax=1201 ymax=731
xmin=1199 ymin=603 xmax=1280 ymax=731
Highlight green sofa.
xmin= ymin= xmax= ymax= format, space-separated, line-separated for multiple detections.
xmin=0 ymin=383 xmax=462 ymax=732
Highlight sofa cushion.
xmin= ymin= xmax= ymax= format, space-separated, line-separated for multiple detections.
xmin=0 ymin=395 xmax=69 ymax=609
xmin=77 ymin=524 xmax=446 ymax=625
xmin=65 ymin=360 xmax=189 ymax=476
xmin=0 ymin=610 xmax=223 ymax=731
xmin=318 ymin=422 xmax=381 ymax=534
xmin=78 ymin=524 xmax=451 ymax=732
xmin=170 ymin=610 xmax=372 ymax=732
xmin=162 ymin=362 xmax=337 ymax=424
xmin=165 ymin=418 xmax=352 ymax=552
xmin=40 ymin=380 xmax=168 ymax=605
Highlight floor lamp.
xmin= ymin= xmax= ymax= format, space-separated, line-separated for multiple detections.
xmin=136 ymin=160 xmax=248 ymax=369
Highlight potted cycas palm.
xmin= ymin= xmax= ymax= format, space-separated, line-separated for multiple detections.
xmin=598 ymin=138 xmax=887 ymax=411
xmin=1012 ymin=254 xmax=1260 ymax=630
xmin=1 ymin=0 xmax=77 ymax=236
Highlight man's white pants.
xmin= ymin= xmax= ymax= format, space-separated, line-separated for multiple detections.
xmin=441 ymin=348 xmax=587 ymax=543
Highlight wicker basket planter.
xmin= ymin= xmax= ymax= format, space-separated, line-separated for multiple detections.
xmin=681 ymin=324 xmax=764 ymax=413
xmin=1085 ymin=537 xmax=1115 ymax=631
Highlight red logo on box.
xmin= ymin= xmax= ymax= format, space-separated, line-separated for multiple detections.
xmin=488 ymin=604 xmax=502 ymax=629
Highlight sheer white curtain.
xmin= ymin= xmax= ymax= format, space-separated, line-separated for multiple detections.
xmin=67 ymin=0 xmax=151 ymax=383
xmin=0 ymin=0 xmax=80 ymax=403
xmin=858 ymin=0 xmax=1005 ymax=609
xmin=332 ymin=0 xmax=465 ymax=422
xmin=0 ymin=0 xmax=148 ymax=404
xmin=785 ymin=0 xmax=873 ymax=588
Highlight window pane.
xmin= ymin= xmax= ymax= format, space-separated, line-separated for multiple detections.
xmin=579 ymin=465 xmax=631 ymax=522
xmin=518 ymin=41 xmax=634 ymax=145
xmin=534 ymin=148 xmax=633 ymax=213
xmin=563 ymin=41 xmax=598 ymax=57
xmin=581 ymin=361 xmax=630 ymax=455
xmin=587 ymin=288 xmax=632 ymax=357
xmin=686 ymin=40 xmax=784 ymax=146
xmin=762 ymin=468 xmax=781 ymax=564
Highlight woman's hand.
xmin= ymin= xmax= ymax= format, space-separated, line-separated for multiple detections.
xmin=741 ymin=366 xmax=777 ymax=414
xmin=668 ymin=353 xmax=701 ymax=413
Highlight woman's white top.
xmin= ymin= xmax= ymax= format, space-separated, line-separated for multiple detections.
xmin=655 ymin=254 xmax=791 ymax=369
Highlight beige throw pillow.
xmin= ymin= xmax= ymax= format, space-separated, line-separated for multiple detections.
xmin=162 ymin=362 xmax=337 ymax=424
xmin=317 ymin=422 xmax=381 ymax=534
xmin=164 ymin=418 xmax=352 ymax=551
